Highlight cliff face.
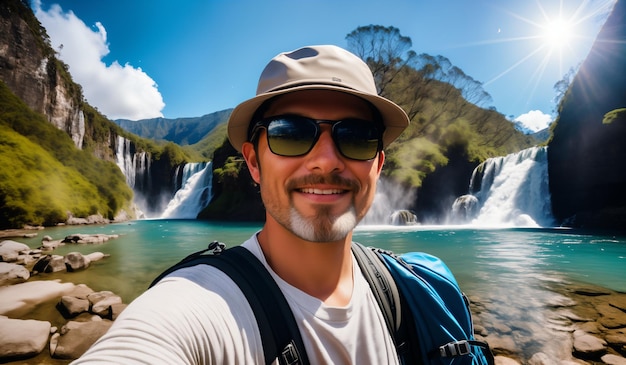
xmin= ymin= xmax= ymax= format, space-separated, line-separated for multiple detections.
xmin=0 ymin=0 xmax=85 ymax=148
xmin=547 ymin=0 xmax=626 ymax=229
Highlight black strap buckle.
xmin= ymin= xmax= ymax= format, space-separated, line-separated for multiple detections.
xmin=279 ymin=341 xmax=302 ymax=365
xmin=439 ymin=340 xmax=471 ymax=357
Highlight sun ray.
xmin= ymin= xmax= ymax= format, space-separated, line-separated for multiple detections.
xmin=477 ymin=0 xmax=617 ymax=116
xmin=484 ymin=45 xmax=547 ymax=86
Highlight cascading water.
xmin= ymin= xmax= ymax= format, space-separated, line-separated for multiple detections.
xmin=115 ymin=136 xmax=153 ymax=216
xmin=160 ymin=162 xmax=213 ymax=219
xmin=115 ymin=135 xmax=213 ymax=219
xmin=116 ymin=136 xmax=137 ymax=187
xmin=451 ymin=146 xmax=555 ymax=227
xmin=115 ymin=136 xmax=152 ymax=190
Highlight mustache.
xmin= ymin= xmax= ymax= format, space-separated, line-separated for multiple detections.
xmin=285 ymin=174 xmax=361 ymax=193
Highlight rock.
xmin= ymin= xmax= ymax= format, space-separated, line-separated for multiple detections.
xmin=474 ymin=324 xmax=488 ymax=336
xmin=0 ymin=316 xmax=51 ymax=361
xmin=40 ymin=239 xmax=64 ymax=250
xmin=88 ymin=291 xmax=122 ymax=317
xmin=494 ymin=355 xmax=522 ymax=365
xmin=49 ymin=333 xmax=60 ymax=357
xmin=62 ymin=233 xmax=118 ymax=244
xmin=110 ymin=303 xmax=128 ymax=320
xmin=52 ymin=320 xmax=112 ymax=359
xmin=0 ymin=262 xmax=30 ymax=286
xmin=577 ymin=321 xmax=602 ymax=334
xmin=64 ymin=252 xmax=89 ymax=271
xmin=572 ymin=331 xmax=607 ymax=357
xmin=66 ymin=283 xmax=95 ymax=299
xmin=528 ymin=352 xmax=557 ymax=365
xmin=58 ymin=296 xmax=90 ymax=317
xmin=605 ymin=328 xmax=626 ymax=351
xmin=16 ymin=252 xmax=38 ymax=266
xmin=602 ymin=354 xmax=626 ymax=365
xmin=32 ymin=254 xmax=66 ymax=273
xmin=85 ymin=251 xmax=106 ymax=262
xmin=573 ymin=287 xmax=612 ymax=296
xmin=558 ymin=309 xmax=594 ymax=322
xmin=597 ymin=303 xmax=626 ymax=329
xmin=609 ymin=294 xmax=626 ymax=312
xmin=485 ymin=335 xmax=518 ymax=354
xmin=66 ymin=214 xmax=110 ymax=226
xmin=0 ymin=280 xmax=75 ymax=317
xmin=389 ymin=210 xmax=419 ymax=225
xmin=0 ymin=240 xmax=30 ymax=262
xmin=545 ymin=296 xmax=577 ymax=308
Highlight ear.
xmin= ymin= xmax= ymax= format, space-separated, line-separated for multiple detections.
xmin=376 ymin=151 xmax=385 ymax=175
xmin=242 ymin=141 xmax=261 ymax=184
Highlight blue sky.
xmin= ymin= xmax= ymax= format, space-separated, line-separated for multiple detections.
xmin=32 ymin=0 xmax=616 ymax=132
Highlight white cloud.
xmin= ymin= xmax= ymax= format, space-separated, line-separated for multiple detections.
xmin=514 ymin=110 xmax=553 ymax=132
xmin=33 ymin=2 xmax=164 ymax=120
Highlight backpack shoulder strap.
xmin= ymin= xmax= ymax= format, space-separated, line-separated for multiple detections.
xmin=150 ymin=243 xmax=309 ymax=365
xmin=351 ymin=242 xmax=416 ymax=361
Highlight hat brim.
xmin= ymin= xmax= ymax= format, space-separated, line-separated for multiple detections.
xmin=227 ymin=84 xmax=410 ymax=152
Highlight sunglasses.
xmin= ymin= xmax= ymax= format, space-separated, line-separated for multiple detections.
xmin=249 ymin=115 xmax=384 ymax=161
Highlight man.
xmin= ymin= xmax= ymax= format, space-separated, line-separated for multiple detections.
xmin=73 ymin=45 xmax=410 ymax=364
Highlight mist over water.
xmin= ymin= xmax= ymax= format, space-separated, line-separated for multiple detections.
xmin=362 ymin=178 xmax=417 ymax=225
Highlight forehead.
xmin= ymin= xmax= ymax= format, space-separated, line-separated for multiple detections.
xmin=263 ymin=90 xmax=375 ymax=121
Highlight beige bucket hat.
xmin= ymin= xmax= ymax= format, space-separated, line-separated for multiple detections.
xmin=227 ymin=45 xmax=410 ymax=152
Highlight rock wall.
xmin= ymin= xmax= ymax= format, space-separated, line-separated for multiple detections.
xmin=0 ymin=0 xmax=85 ymax=149
xmin=547 ymin=0 xmax=626 ymax=230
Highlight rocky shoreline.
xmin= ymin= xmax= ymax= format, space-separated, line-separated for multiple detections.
xmin=0 ymin=229 xmax=127 ymax=364
xmin=471 ymin=282 xmax=626 ymax=365
xmin=1 ymin=229 xmax=625 ymax=364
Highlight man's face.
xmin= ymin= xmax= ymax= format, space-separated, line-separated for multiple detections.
xmin=242 ymin=90 xmax=385 ymax=242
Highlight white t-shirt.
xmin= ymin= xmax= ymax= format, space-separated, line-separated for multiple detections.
xmin=72 ymin=235 xmax=399 ymax=364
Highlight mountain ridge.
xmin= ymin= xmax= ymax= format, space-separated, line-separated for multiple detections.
xmin=115 ymin=109 xmax=232 ymax=146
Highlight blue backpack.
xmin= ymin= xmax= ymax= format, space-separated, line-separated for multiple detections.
xmin=151 ymin=242 xmax=494 ymax=365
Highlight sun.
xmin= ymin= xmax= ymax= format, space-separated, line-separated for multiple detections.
xmin=542 ymin=18 xmax=574 ymax=48
xmin=482 ymin=0 xmax=616 ymax=92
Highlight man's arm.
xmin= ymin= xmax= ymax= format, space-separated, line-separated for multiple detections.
xmin=72 ymin=269 xmax=264 ymax=364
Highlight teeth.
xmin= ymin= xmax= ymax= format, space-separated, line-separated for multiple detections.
xmin=300 ymin=188 xmax=343 ymax=195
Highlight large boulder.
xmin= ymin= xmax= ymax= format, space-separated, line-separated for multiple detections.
xmin=0 ymin=316 xmax=51 ymax=361
xmin=33 ymin=254 xmax=67 ymax=273
xmin=51 ymin=320 xmax=112 ymax=359
xmin=64 ymin=252 xmax=89 ymax=271
xmin=572 ymin=331 xmax=607 ymax=358
xmin=0 ymin=280 xmax=75 ymax=317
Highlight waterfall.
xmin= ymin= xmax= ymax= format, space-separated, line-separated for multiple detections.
xmin=451 ymin=146 xmax=555 ymax=227
xmin=160 ymin=162 xmax=213 ymax=219
xmin=115 ymin=135 xmax=151 ymax=189
xmin=116 ymin=136 xmax=136 ymax=187
xmin=115 ymin=136 xmax=154 ymax=217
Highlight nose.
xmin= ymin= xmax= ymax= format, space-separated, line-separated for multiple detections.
xmin=304 ymin=127 xmax=345 ymax=173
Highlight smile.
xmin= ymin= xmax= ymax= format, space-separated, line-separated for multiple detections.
xmin=299 ymin=188 xmax=346 ymax=195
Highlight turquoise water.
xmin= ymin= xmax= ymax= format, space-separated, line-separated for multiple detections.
xmin=14 ymin=220 xmax=626 ymax=360
xmin=18 ymin=220 xmax=626 ymax=304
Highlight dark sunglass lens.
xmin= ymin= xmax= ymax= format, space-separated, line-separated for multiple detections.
xmin=334 ymin=120 xmax=381 ymax=160
xmin=266 ymin=117 xmax=318 ymax=156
